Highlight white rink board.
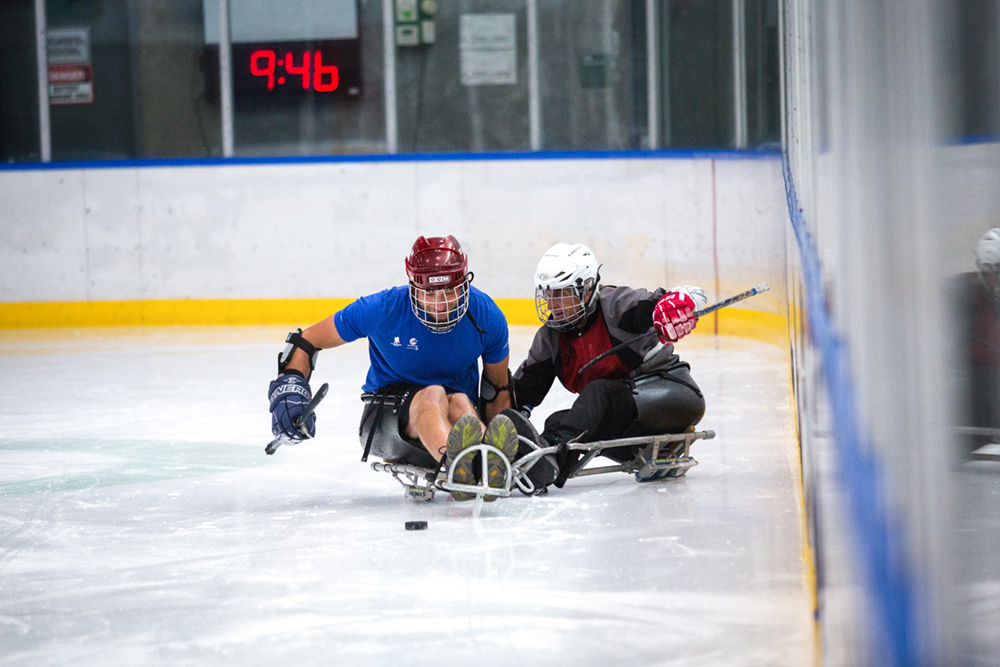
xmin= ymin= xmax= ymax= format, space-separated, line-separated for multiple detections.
xmin=0 ymin=155 xmax=788 ymax=311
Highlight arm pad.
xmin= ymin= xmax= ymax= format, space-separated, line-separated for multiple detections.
xmin=480 ymin=369 xmax=514 ymax=404
xmin=277 ymin=329 xmax=320 ymax=377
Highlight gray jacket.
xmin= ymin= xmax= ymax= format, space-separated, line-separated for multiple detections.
xmin=514 ymin=285 xmax=690 ymax=410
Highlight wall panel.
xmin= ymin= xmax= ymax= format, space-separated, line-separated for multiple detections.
xmin=0 ymin=153 xmax=788 ymax=337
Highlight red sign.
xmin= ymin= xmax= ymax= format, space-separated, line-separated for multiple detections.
xmin=48 ymin=64 xmax=94 ymax=105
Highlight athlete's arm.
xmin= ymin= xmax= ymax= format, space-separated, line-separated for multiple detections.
xmin=284 ymin=314 xmax=348 ymax=378
xmin=482 ymin=355 xmax=512 ymax=420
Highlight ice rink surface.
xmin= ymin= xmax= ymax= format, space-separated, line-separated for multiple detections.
xmin=0 ymin=325 xmax=815 ymax=666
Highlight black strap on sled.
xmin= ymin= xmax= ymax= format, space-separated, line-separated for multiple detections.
xmin=359 ymin=388 xmax=409 ymax=463
xmin=661 ymin=372 xmax=703 ymax=398
xmin=630 ymin=370 xmax=703 ymax=399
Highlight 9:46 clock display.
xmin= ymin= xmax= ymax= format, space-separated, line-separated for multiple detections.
xmin=203 ymin=39 xmax=361 ymax=99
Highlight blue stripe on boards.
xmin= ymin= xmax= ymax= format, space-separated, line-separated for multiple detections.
xmin=0 ymin=146 xmax=781 ymax=172
xmin=781 ymin=156 xmax=915 ymax=666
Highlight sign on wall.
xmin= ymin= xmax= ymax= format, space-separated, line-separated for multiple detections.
xmin=459 ymin=14 xmax=516 ymax=86
xmin=47 ymin=27 xmax=93 ymax=105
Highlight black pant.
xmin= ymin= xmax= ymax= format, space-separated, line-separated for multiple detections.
xmin=542 ymin=372 xmax=706 ymax=464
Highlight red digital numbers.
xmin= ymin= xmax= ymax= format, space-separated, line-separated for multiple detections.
xmin=250 ymin=50 xmax=276 ymax=90
xmin=313 ymin=50 xmax=339 ymax=92
xmin=249 ymin=49 xmax=339 ymax=93
xmin=284 ymin=51 xmax=311 ymax=89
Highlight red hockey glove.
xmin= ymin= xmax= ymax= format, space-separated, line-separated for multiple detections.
xmin=653 ymin=291 xmax=699 ymax=343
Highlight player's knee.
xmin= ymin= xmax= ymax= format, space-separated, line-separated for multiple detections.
xmin=578 ymin=378 xmax=613 ymax=401
xmin=412 ymin=385 xmax=447 ymax=409
xmin=446 ymin=393 xmax=477 ymax=422
xmin=577 ymin=378 xmax=631 ymax=412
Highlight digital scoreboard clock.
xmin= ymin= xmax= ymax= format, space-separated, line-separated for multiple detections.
xmin=201 ymin=0 xmax=361 ymax=100
xmin=249 ymin=49 xmax=337 ymax=91
xmin=203 ymin=40 xmax=362 ymax=98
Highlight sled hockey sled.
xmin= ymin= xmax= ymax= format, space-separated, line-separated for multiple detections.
xmin=372 ymin=427 xmax=716 ymax=502
xmin=956 ymin=426 xmax=1000 ymax=462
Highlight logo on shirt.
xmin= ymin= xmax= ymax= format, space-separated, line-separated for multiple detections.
xmin=392 ymin=336 xmax=402 ymax=347
xmin=407 ymin=337 xmax=419 ymax=350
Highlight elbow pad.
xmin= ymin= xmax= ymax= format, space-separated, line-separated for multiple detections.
xmin=480 ymin=369 xmax=514 ymax=404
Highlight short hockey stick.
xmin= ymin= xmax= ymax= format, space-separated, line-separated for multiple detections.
xmin=578 ymin=282 xmax=770 ymax=374
xmin=265 ymin=382 xmax=329 ymax=455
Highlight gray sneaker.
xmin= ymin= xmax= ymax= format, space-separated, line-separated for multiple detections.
xmin=445 ymin=413 xmax=483 ymax=501
xmin=482 ymin=414 xmax=519 ymax=501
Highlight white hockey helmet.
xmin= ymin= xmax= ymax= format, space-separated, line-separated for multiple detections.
xmin=976 ymin=228 xmax=1000 ymax=298
xmin=534 ymin=243 xmax=602 ymax=331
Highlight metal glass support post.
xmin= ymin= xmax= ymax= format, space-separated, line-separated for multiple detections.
xmin=732 ymin=0 xmax=748 ymax=148
xmin=34 ymin=0 xmax=51 ymax=162
xmin=646 ymin=0 xmax=658 ymax=149
xmin=527 ymin=0 xmax=541 ymax=151
xmin=778 ymin=0 xmax=786 ymax=159
xmin=660 ymin=0 xmax=671 ymax=147
xmin=382 ymin=0 xmax=397 ymax=154
xmin=218 ymin=0 xmax=234 ymax=157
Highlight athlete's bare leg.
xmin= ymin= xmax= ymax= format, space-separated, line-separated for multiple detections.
xmin=405 ymin=386 xmax=482 ymax=462
xmin=447 ymin=392 xmax=478 ymax=425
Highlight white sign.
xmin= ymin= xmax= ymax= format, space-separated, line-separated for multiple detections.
xmin=47 ymin=27 xmax=91 ymax=64
xmin=459 ymin=14 xmax=516 ymax=86
xmin=459 ymin=14 xmax=515 ymax=51
xmin=461 ymin=51 xmax=516 ymax=86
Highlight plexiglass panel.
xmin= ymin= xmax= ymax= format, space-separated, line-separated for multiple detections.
xmin=2 ymin=0 xmax=790 ymax=162
xmin=0 ymin=0 xmax=40 ymax=163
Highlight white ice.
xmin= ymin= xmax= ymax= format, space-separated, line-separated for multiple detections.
xmin=0 ymin=326 xmax=814 ymax=666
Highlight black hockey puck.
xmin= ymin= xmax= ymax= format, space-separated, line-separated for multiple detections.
xmin=405 ymin=521 xmax=428 ymax=531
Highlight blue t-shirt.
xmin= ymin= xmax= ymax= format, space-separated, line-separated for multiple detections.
xmin=334 ymin=285 xmax=509 ymax=401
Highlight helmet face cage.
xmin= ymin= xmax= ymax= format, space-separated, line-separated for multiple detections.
xmin=533 ymin=243 xmax=601 ymax=331
xmin=404 ymin=235 xmax=472 ymax=333
xmin=535 ymin=280 xmax=595 ymax=331
xmin=409 ymin=275 xmax=472 ymax=333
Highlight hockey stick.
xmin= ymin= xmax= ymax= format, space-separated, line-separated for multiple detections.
xmin=578 ymin=282 xmax=770 ymax=374
xmin=265 ymin=382 xmax=329 ymax=455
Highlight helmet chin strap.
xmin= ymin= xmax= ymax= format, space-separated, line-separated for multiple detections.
xmin=465 ymin=309 xmax=488 ymax=334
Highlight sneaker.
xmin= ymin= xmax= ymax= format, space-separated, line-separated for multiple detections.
xmin=482 ymin=414 xmax=519 ymax=501
xmin=445 ymin=413 xmax=483 ymax=501
xmin=502 ymin=409 xmax=559 ymax=494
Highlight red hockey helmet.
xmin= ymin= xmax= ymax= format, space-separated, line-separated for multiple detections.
xmin=405 ymin=235 xmax=469 ymax=289
xmin=405 ymin=236 xmax=473 ymax=333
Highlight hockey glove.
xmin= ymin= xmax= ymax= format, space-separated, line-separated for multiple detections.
xmin=268 ymin=373 xmax=316 ymax=439
xmin=653 ymin=288 xmax=704 ymax=344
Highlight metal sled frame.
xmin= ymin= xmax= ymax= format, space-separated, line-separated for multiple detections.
xmin=511 ymin=429 xmax=715 ymax=494
xmin=956 ymin=426 xmax=1000 ymax=462
xmin=372 ymin=443 xmax=515 ymax=502
xmin=372 ymin=428 xmax=715 ymax=501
